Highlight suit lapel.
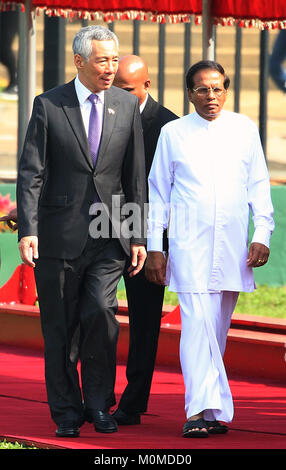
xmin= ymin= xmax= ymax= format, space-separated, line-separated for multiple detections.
xmin=61 ymin=80 xmax=93 ymax=169
xmin=95 ymin=87 xmax=119 ymax=169
xmin=141 ymin=95 xmax=159 ymax=134
xmin=60 ymin=83 xmax=120 ymax=171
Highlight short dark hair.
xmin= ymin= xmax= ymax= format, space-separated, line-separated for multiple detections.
xmin=186 ymin=60 xmax=230 ymax=91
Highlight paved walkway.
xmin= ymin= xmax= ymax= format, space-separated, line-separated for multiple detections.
xmin=1 ymin=88 xmax=286 ymax=182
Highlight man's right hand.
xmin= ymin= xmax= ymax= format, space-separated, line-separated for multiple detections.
xmin=19 ymin=236 xmax=39 ymax=268
xmin=145 ymin=251 xmax=167 ymax=285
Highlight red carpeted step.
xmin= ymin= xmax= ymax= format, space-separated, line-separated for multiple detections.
xmin=0 ymin=345 xmax=285 ymax=450
xmin=0 ymin=302 xmax=286 ymax=381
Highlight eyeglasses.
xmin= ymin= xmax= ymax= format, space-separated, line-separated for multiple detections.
xmin=192 ymin=86 xmax=226 ymax=97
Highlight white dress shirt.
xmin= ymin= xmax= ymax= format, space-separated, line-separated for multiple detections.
xmin=74 ymin=75 xmax=105 ymax=137
xmin=147 ymin=110 xmax=275 ymax=293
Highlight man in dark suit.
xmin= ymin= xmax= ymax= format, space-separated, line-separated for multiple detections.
xmin=16 ymin=27 xmax=146 ymax=438
xmin=112 ymin=55 xmax=178 ymax=425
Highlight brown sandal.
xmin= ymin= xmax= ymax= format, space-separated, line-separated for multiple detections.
xmin=206 ymin=420 xmax=228 ymax=434
xmin=183 ymin=418 xmax=209 ymax=438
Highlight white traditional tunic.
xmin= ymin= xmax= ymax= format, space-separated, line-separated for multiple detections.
xmin=147 ymin=110 xmax=275 ymax=423
xmin=147 ymin=110 xmax=274 ymax=293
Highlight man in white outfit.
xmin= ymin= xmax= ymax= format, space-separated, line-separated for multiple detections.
xmin=145 ymin=61 xmax=274 ymax=438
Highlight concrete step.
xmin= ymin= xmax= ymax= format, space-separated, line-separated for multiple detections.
xmin=0 ymin=301 xmax=285 ymax=381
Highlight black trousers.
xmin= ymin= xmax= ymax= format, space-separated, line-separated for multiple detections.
xmin=118 ymin=263 xmax=165 ymax=414
xmin=34 ymin=237 xmax=126 ymax=425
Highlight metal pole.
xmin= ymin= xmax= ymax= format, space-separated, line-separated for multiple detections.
xmin=158 ymin=22 xmax=166 ymax=105
xmin=17 ymin=0 xmax=36 ymax=162
xmin=108 ymin=21 xmax=114 ymax=32
xmin=212 ymin=24 xmax=216 ymax=61
xmin=26 ymin=3 xmax=35 ymax=121
xmin=43 ymin=16 xmax=66 ymax=91
xmin=17 ymin=7 xmax=27 ymax=161
xmin=202 ymin=0 xmax=215 ymax=60
xmin=133 ymin=20 xmax=140 ymax=55
xmin=259 ymin=29 xmax=269 ymax=160
xmin=234 ymin=25 xmax=242 ymax=113
xmin=183 ymin=21 xmax=191 ymax=115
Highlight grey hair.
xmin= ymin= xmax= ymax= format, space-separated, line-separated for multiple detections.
xmin=72 ymin=25 xmax=119 ymax=61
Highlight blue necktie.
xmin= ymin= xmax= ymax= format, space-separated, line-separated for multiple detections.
xmin=88 ymin=94 xmax=101 ymax=166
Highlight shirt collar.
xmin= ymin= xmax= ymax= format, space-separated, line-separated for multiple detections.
xmin=140 ymin=93 xmax=149 ymax=114
xmin=75 ymin=75 xmax=105 ymax=105
xmin=194 ymin=109 xmax=224 ymax=128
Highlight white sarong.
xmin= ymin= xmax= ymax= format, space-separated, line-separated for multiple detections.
xmin=178 ymin=291 xmax=239 ymax=422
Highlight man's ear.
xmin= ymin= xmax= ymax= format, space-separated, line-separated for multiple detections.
xmin=144 ymin=79 xmax=151 ymax=92
xmin=187 ymin=88 xmax=193 ymax=103
xmin=74 ymin=54 xmax=85 ymax=70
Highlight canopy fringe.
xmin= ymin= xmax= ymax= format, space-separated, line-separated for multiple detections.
xmin=1 ymin=2 xmax=286 ymax=29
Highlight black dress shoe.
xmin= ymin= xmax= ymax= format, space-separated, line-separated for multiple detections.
xmin=92 ymin=410 xmax=118 ymax=433
xmin=56 ymin=422 xmax=80 ymax=438
xmin=112 ymin=408 xmax=141 ymax=425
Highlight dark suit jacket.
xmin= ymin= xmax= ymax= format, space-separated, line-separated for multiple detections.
xmin=16 ymin=81 xmax=146 ymax=259
xmin=141 ymin=95 xmax=178 ymax=252
xmin=141 ymin=94 xmax=178 ymax=177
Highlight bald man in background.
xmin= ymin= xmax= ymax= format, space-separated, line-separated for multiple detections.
xmin=112 ymin=55 xmax=178 ymax=425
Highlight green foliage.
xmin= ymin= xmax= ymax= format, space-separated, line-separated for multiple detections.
xmin=117 ymin=284 xmax=286 ymax=319
xmin=0 ymin=439 xmax=38 ymax=449
xmin=235 ymin=284 xmax=286 ymax=318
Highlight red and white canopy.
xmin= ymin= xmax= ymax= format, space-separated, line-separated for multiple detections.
xmin=1 ymin=0 xmax=286 ymax=29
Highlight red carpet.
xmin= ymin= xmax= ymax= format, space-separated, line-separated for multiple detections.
xmin=0 ymin=345 xmax=285 ymax=452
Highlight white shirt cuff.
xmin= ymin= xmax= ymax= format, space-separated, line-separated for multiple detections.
xmin=251 ymin=226 xmax=272 ymax=248
xmin=147 ymin=237 xmax=163 ymax=252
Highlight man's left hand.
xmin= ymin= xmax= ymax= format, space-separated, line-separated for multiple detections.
xmin=128 ymin=244 xmax=147 ymax=277
xmin=247 ymin=242 xmax=269 ymax=268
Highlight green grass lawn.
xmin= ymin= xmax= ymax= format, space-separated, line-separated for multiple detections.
xmin=117 ymin=284 xmax=286 ymax=319
xmin=0 ymin=439 xmax=38 ymax=449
